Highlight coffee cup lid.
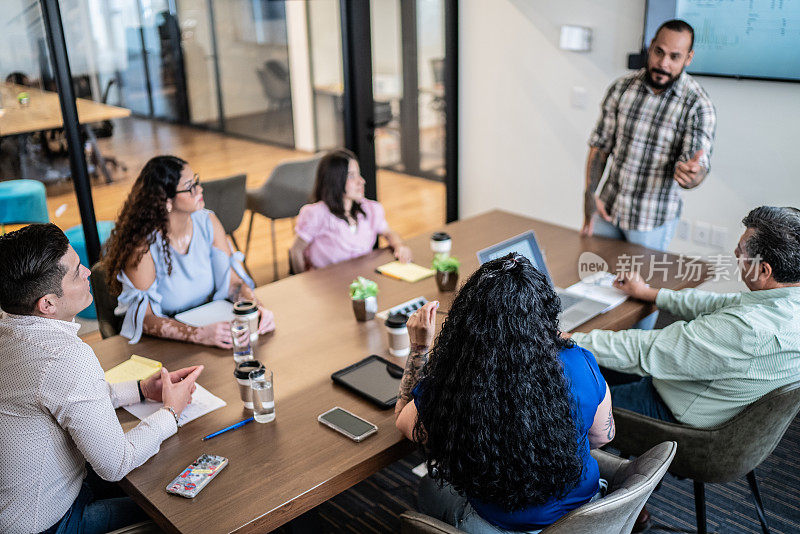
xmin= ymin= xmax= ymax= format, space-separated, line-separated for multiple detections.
xmin=431 ymin=232 xmax=451 ymax=241
xmin=233 ymin=300 xmax=258 ymax=315
xmin=234 ymin=360 xmax=264 ymax=378
xmin=385 ymin=313 xmax=408 ymax=328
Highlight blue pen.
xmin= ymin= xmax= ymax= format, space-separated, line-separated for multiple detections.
xmin=201 ymin=417 xmax=255 ymax=441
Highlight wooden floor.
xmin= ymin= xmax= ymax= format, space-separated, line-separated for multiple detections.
xmin=36 ymin=117 xmax=446 ymax=287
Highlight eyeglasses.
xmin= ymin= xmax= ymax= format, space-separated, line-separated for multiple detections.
xmin=175 ymin=174 xmax=201 ymax=195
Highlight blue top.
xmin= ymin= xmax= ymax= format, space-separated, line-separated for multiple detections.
xmin=413 ymin=344 xmax=606 ymax=530
xmin=116 ymin=209 xmax=254 ymax=343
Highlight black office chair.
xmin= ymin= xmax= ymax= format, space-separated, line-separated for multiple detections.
xmin=430 ymin=58 xmax=446 ymax=114
xmin=90 ymin=262 xmax=123 ymax=339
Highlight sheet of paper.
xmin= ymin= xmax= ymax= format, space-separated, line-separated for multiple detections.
xmin=123 ymin=384 xmax=226 ymax=427
xmin=174 ymin=300 xmax=234 ymax=327
xmin=104 ymin=355 xmax=162 ymax=384
xmin=564 ymin=271 xmax=628 ymax=312
xmin=376 ymin=261 xmax=435 ymax=283
xmin=412 ymin=462 xmax=428 ymax=478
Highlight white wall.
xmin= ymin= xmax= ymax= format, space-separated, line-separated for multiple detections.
xmin=179 ymin=0 xmax=220 ymax=124
xmin=308 ymin=0 xmax=343 ymax=88
xmin=286 ymin=1 xmax=315 ymax=152
xmin=459 ymin=0 xmax=800 ymax=256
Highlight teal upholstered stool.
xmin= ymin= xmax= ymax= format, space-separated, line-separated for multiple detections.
xmin=0 ymin=179 xmax=49 ymax=233
xmin=65 ymin=221 xmax=116 ymax=319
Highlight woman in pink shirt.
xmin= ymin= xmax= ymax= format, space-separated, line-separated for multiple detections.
xmin=290 ymin=149 xmax=412 ymax=271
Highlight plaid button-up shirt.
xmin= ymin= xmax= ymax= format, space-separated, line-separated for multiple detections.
xmin=590 ymin=69 xmax=716 ymax=232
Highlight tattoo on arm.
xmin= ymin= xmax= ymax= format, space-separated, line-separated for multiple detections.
xmin=143 ymin=314 xmax=200 ymax=343
xmin=692 ymin=166 xmax=708 ymax=186
xmin=396 ymin=343 xmax=429 ymax=415
xmin=229 ymin=282 xmax=243 ymax=303
xmin=604 ymin=407 xmax=615 ymax=441
xmin=584 ymin=150 xmax=608 ymax=220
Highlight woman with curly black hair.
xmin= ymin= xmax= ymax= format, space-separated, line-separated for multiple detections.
xmin=395 ymin=253 xmax=615 ymax=532
xmin=103 ymin=155 xmax=275 ymax=347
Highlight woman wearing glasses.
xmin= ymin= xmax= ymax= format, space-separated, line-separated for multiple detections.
xmin=104 ymin=155 xmax=275 ymax=348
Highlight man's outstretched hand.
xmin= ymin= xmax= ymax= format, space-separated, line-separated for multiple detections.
xmin=674 ymin=150 xmax=706 ymax=189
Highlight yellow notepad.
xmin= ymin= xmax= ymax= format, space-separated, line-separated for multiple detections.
xmin=104 ymin=355 xmax=162 ymax=384
xmin=376 ymin=261 xmax=435 ymax=283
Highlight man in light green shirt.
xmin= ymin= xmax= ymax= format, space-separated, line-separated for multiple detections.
xmin=570 ymin=206 xmax=800 ymax=428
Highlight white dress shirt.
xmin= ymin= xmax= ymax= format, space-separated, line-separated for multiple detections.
xmin=0 ymin=312 xmax=176 ymax=534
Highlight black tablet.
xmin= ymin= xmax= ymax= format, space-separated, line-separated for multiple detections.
xmin=331 ymin=355 xmax=404 ymax=409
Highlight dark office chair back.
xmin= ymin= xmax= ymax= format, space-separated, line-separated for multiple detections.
xmin=373 ymin=100 xmax=393 ymax=128
xmin=5 ymin=72 xmax=32 ymax=86
xmin=90 ymin=262 xmax=122 ymax=339
xmin=257 ymin=60 xmax=292 ymax=106
xmin=201 ymin=174 xmax=247 ymax=236
xmin=431 ymin=58 xmax=444 ymax=85
xmin=93 ymin=78 xmax=117 ymax=138
xmin=613 ymin=381 xmax=800 ymax=483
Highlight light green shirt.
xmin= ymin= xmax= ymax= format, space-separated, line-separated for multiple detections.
xmin=571 ymin=287 xmax=800 ymax=427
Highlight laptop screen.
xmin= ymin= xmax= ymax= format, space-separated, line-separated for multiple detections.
xmin=476 ymin=230 xmax=552 ymax=282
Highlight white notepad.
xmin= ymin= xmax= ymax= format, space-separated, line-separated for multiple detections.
xmin=174 ymin=300 xmax=234 ymax=327
xmin=123 ymin=384 xmax=226 ymax=427
xmin=564 ymin=272 xmax=628 ymax=313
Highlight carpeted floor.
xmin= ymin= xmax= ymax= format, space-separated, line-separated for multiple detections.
xmin=282 ymin=412 xmax=800 ymax=533
xmin=279 ymin=310 xmax=800 ymax=533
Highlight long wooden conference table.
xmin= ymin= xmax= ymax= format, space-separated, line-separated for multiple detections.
xmin=92 ymin=210 xmax=707 ymax=533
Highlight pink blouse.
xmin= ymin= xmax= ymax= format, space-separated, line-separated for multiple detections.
xmin=295 ymin=200 xmax=389 ymax=269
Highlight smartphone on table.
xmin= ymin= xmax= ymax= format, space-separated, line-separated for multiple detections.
xmin=165 ymin=454 xmax=228 ymax=498
xmin=318 ymin=407 xmax=378 ymax=442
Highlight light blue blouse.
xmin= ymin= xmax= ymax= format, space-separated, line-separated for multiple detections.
xmin=116 ymin=209 xmax=254 ymax=343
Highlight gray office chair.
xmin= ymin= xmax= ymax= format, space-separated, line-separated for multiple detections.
xmin=256 ymin=59 xmax=292 ymax=110
xmin=612 ymin=381 xmax=800 ymax=534
xmin=201 ymin=174 xmax=253 ymax=280
xmin=400 ymin=442 xmax=676 ymax=534
xmin=90 ymin=261 xmax=123 ymax=339
xmin=245 ymin=155 xmax=323 ymax=281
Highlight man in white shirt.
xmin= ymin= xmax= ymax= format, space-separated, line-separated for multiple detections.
xmin=0 ymin=223 xmax=203 ymax=534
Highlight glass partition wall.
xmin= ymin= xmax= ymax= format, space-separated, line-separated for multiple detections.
xmin=4 ymin=0 xmax=450 ymax=174
xmin=1 ymin=0 xmax=456 ymax=272
xmin=1 ymin=0 xmax=95 ymax=264
xmin=307 ymin=0 xmax=448 ymax=182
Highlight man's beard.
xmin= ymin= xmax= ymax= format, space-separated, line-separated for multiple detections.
xmin=645 ymin=67 xmax=681 ymax=91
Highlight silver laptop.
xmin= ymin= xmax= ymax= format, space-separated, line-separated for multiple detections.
xmin=476 ymin=231 xmax=608 ymax=332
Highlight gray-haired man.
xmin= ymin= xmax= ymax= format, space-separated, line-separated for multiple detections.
xmin=571 ymin=206 xmax=800 ymax=428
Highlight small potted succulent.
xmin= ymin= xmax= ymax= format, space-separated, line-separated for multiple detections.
xmin=349 ymin=276 xmax=379 ymax=321
xmin=433 ymin=254 xmax=460 ymax=292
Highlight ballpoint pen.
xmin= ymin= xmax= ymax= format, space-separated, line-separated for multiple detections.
xmin=201 ymin=416 xmax=255 ymax=441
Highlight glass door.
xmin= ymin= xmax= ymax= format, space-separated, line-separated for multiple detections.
xmin=416 ymin=0 xmax=446 ymax=178
xmin=308 ymin=0 xmax=345 ymax=150
xmin=115 ymin=0 xmax=187 ymax=121
xmin=211 ymin=0 xmax=294 ymax=146
xmin=370 ymin=0 xmax=447 ymax=182
xmin=176 ymin=0 xmax=221 ymax=128
xmin=308 ymin=0 xmax=455 ymax=206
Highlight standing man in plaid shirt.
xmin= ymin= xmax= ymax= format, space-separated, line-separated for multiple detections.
xmin=582 ymin=19 xmax=716 ymax=254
